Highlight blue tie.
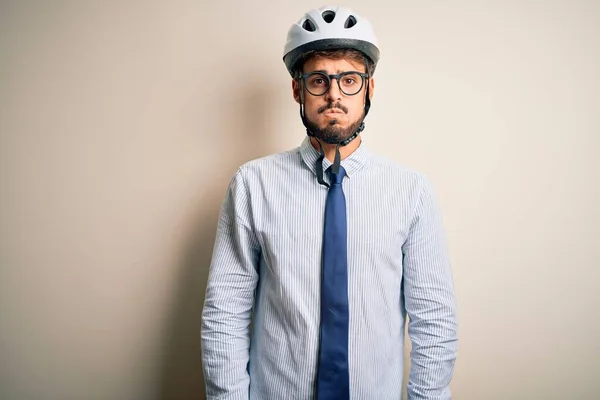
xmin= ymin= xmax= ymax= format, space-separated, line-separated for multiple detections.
xmin=317 ymin=166 xmax=350 ymax=400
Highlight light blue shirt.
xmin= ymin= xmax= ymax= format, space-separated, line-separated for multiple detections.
xmin=201 ymin=136 xmax=458 ymax=399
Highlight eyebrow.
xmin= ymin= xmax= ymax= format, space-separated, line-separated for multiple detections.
xmin=311 ymin=69 xmax=357 ymax=74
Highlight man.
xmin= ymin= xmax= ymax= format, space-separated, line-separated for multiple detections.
xmin=201 ymin=6 xmax=458 ymax=400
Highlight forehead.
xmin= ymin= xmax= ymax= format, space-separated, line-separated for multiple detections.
xmin=302 ymin=57 xmax=365 ymax=73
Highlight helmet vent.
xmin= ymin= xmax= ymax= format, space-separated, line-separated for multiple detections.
xmin=302 ymin=18 xmax=317 ymax=32
xmin=322 ymin=10 xmax=336 ymax=23
xmin=344 ymin=15 xmax=357 ymax=28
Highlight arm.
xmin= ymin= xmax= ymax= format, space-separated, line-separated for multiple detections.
xmin=201 ymin=169 xmax=260 ymax=400
xmin=402 ymin=176 xmax=458 ymax=400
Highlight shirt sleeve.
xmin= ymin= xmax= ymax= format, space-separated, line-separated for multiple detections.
xmin=402 ymin=175 xmax=458 ymax=400
xmin=201 ymin=168 xmax=260 ymax=400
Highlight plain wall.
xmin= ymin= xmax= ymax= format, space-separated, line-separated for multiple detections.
xmin=1 ymin=1 xmax=599 ymax=399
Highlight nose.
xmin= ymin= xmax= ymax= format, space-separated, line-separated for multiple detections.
xmin=324 ymin=77 xmax=342 ymax=100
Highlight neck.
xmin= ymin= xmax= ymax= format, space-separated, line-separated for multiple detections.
xmin=310 ymin=135 xmax=362 ymax=162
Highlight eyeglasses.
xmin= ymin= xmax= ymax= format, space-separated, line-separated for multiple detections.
xmin=299 ymin=71 xmax=369 ymax=96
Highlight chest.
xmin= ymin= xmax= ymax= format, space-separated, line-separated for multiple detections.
xmin=253 ymin=177 xmax=411 ymax=281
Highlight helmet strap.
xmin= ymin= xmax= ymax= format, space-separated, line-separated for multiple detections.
xmin=298 ymin=81 xmax=369 ymax=187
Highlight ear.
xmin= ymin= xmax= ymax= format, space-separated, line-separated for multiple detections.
xmin=292 ymin=79 xmax=301 ymax=104
xmin=368 ymin=77 xmax=375 ymax=100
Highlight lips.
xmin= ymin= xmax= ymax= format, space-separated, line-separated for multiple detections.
xmin=318 ymin=103 xmax=348 ymax=114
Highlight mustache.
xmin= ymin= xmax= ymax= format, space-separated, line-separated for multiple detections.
xmin=318 ymin=102 xmax=348 ymax=114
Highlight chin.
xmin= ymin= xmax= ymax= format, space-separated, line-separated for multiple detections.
xmin=321 ymin=116 xmax=346 ymax=126
xmin=320 ymin=120 xmax=343 ymax=129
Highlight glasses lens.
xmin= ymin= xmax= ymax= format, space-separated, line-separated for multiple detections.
xmin=339 ymin=72 xmax=364 ymax=95
xmin=305 ymin=72 xmax=329 ymax=96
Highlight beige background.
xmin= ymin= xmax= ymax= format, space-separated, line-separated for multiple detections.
xmin=1 ymin=1 xmax=599 ymax=399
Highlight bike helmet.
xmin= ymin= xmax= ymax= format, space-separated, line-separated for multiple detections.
xmin=283 ymin=6 xmax=380 ymax=77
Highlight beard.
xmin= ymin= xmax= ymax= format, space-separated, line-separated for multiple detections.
xmin=304 ymin=102 xmax=365 ymax=144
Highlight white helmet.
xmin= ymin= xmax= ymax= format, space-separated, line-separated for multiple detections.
xmin=283 ymin=6 xmax=380 ymax=77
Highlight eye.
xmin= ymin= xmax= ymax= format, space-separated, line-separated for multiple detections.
xmin=343 ymin=77 xmax=356 ymax=85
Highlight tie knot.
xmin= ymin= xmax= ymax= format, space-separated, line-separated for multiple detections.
xmin=329 ymin=166 xmax=346 ymax=185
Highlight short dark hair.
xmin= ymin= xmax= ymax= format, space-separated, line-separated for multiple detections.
xmin=294 ymin=49 xmax=374 ymax=78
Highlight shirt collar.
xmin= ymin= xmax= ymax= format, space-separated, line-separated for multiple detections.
xmin=299 ymin=135 xmax=371 ymax=178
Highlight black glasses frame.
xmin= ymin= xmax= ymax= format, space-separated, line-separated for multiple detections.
xmin=299 ymin=71 xmax=369 ymax=96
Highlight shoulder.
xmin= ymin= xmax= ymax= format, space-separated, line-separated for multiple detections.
xmin=230 ymin=146 xmax=302 ymax=184
xmin=367 ymin=151 xmax=432 ymax=193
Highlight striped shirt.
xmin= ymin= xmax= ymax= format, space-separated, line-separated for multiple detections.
xmin=201 ymin=136 xmax=458 ymax=399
